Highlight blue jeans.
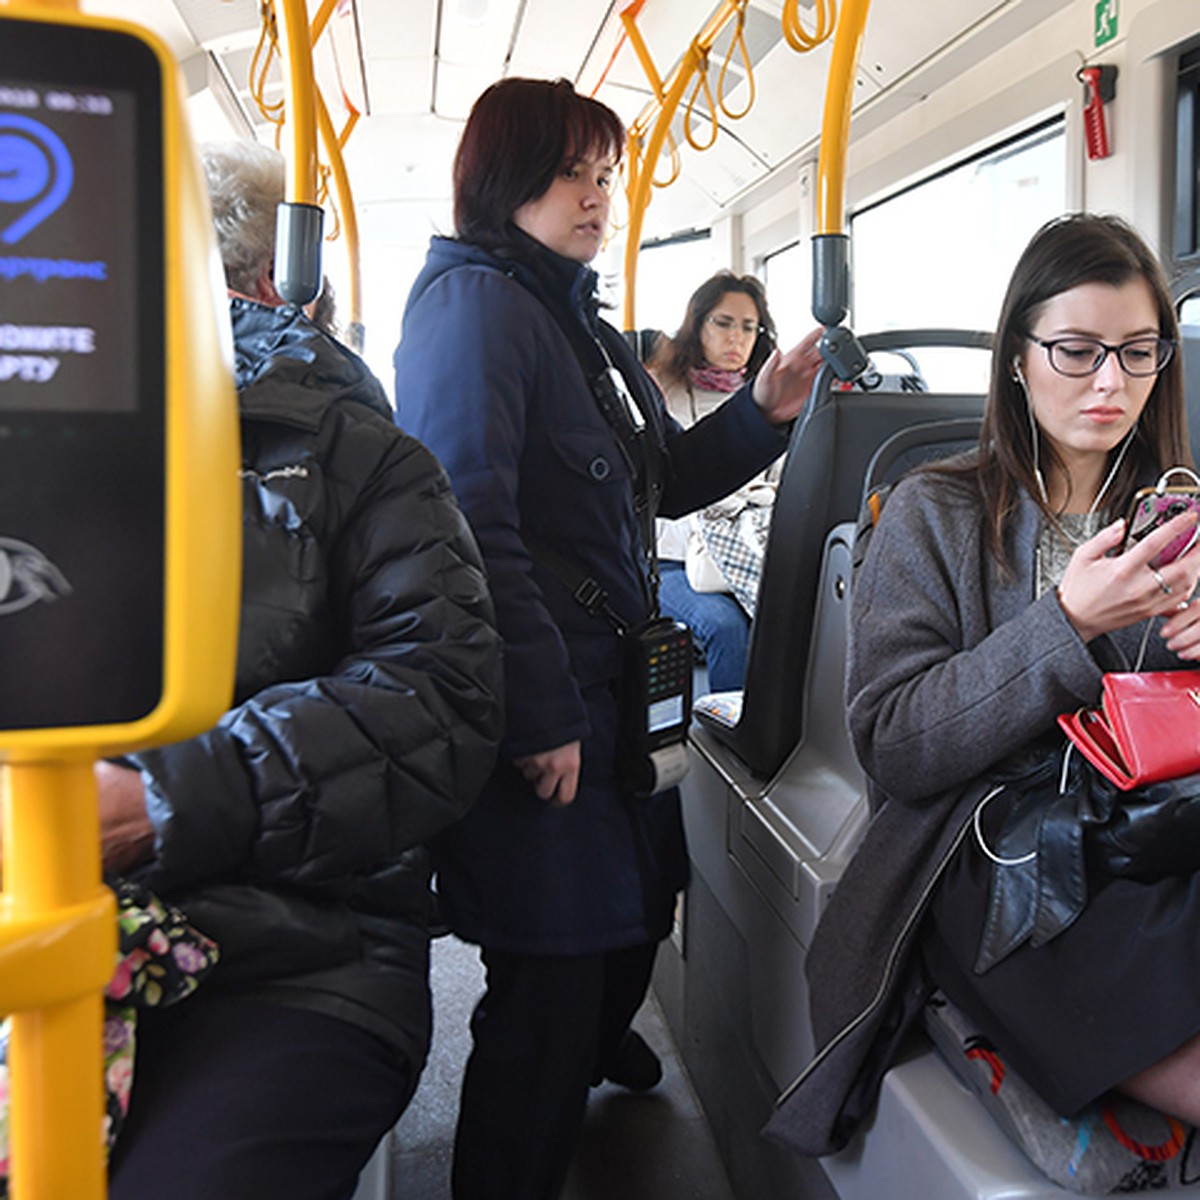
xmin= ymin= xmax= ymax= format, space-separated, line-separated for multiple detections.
xmin=659 ymin=560 xmax=749 ymax=692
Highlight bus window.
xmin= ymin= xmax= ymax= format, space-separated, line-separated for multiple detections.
xmin=763 ymin=240 xmax=807 ymax=350
xmin=851 ymin=119 xmax=1066 ymax=392
xmin=632 ymin=231 xmax=718 ymax=339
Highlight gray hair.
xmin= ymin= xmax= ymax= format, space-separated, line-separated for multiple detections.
xmin=201 ymin=141 xmax=285 ymax=294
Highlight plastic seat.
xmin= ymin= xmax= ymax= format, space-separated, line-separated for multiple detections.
xmin=696 ymin=329 xmax=991 ymax=779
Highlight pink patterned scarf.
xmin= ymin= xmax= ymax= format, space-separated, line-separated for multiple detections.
xmin=689 ymin=364 xmax=746 ymax=394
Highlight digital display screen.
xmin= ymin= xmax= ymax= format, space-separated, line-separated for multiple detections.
xmin=0 ymin=79 xmax=138 ymax=412
xmin=0 ymin=18 xmax=165 ymax=731
xmin=648 ymin=694 xmax=684 ymax=734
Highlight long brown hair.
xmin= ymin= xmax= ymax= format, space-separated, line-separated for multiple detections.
xmin=652 ymin=271 xmax=777 ymax=386
xmin=453 ymin=78 xmax=624 ymax=255
xmin=943 ymin=213 xmax=1188 ymax=568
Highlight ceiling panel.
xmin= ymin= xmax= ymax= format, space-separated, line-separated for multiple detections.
xmin=80 ymin=0 xmax=199 ymax=56
xmin=508 ymin=0 xmax=613 ymax=83
xmin=365 ymin=58 xmax=435 ymax=115
xmin=358 ymin=0 xmax=437 ymax=63
xmin=165 ymin=0 xmax=259 ymax=48
xmin=75 ymin=0 xmax=1077 ymax=279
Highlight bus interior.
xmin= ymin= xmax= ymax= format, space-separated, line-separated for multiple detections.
xmin=5 ymin=0 xmax=1200 ymax=1197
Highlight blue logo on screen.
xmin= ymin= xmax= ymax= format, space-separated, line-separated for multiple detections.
xmin=0 ymin=115 xmax=74 ymax=244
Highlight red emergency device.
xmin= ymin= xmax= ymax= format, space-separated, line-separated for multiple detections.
xmin=1079 ymin=65 xmax=1118 ymax=161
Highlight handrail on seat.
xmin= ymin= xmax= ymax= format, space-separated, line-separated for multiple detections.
xmin=697 ymin=329 xmax=992 ymax=779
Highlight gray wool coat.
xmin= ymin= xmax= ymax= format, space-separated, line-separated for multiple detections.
xmin=765 ymin=460 xmax=1185 ymax=1157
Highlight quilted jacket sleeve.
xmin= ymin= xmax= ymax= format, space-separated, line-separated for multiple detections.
xmin=133 ymin=425 xmax=503 ymax=895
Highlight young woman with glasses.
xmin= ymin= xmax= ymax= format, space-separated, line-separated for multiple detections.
xmin=773 ymin=212 xmax=1200 ymax=1154
xmin=648 ymin=272 xmax=779 ymax=691
xmin=393 ymin=79 xmax=822 ymax=1200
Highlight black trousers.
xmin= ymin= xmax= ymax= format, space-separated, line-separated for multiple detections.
xmin=108 ymin=995 xmax=417 ymax=1200
xmin=452 ymin=940 xmax=659 ymax=1200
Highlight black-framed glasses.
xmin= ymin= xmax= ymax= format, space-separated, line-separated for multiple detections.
xmin=1026 ymin=333 xmax=1176 ymax=378
xmin=706 ymin=314 xmax=763 ymax=339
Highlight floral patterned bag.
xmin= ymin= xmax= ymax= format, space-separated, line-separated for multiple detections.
xmin=0 ymin=877 xmax=218 ymax=1191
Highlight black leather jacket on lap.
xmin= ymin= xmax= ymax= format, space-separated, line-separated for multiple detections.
xmin=130 ymin=299 xmax=503 ymax=1066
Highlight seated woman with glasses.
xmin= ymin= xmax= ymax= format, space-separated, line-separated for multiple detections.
xmin=772 ymin=212 xmax=1200 ymax=1153
xmin=648 ymin=271 xmax=779 ymax=691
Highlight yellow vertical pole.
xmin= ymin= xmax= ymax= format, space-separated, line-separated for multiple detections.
xmin=3 ymin=760 xmax=112 ymax=1200
xmin=276 ymin=0 xmax=319 ymax=206
xmin=315 ymin=89 xmax=364 ymax=342
xmin=815 ymin=0 xmax=871 ymax=236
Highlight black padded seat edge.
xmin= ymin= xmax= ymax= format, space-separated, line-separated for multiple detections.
xmin=699 ymin=330 xmax=991 ymax=778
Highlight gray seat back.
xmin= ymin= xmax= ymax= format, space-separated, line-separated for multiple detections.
xmin=699 ymin=330 xmax=990 ymax=778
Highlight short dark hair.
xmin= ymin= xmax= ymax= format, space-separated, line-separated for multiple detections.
xmin=655 ymin=271 xmax=777 ymax=384
xmin=453 ymin=78 xmax=624 ymax=252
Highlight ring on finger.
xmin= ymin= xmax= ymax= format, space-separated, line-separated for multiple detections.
xmin=1150 ymin=566 xmax=1173 ymax=596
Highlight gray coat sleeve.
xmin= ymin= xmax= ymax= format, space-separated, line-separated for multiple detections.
xmin=846 ymin=474 xmax=1107 ymax=804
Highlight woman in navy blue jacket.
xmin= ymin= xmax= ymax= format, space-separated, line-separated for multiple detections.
xmin=394 ymin=77 xmax=822 ymax=1200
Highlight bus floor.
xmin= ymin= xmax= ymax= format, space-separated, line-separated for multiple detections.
xmin=388 ymin=932 xmax=738 ymax=1200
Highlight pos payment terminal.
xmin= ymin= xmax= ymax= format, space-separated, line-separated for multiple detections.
xmin=0 ymin=8 xmax=240 ymax=1199
xmin=0 ymin=10 xmax=240 ymax=747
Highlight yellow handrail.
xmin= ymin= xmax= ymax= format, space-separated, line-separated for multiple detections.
xmin=254 ymin=0 xmax=364 ymax=341
xmin=275 ymin=0 xmax=319 ymax=207
xmin=3 ymin=761 xmax=113 ymax=1200
xmin=782 ymin=0 xmax=837 ymax=53
xmin=816 ymin=0 xmax=870 ymax=236
xmin=621 ymin=0 xmax=743 ymax=329
xmin=315 ymin=89 xmax=364 ymax=343
xmin=618 ymin=0 xmax=837 ymax=328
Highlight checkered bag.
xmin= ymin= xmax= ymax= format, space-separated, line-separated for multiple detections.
xmin=698 ymin=503 xmax=773 ymax=618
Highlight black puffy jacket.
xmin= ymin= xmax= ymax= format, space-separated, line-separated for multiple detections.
xmin=130 ymin=299 xmax=503 ymax=1066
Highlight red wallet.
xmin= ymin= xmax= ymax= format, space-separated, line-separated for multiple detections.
xmin=1058 ymin=670 xmax=1200 ymax=791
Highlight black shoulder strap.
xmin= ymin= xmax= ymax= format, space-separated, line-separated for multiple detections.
xmin=525 ymin=535 xmax=630 ymax=635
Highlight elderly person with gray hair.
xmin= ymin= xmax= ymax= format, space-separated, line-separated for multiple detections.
xmin=97 ymin=139 xmax=504 ymax=1200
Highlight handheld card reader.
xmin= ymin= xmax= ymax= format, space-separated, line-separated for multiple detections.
xmin=619 ymin=617 xmax=693 ymax=796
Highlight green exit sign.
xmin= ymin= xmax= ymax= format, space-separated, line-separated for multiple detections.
xmin=1095 ymin=0 xmax=1118 ymax=47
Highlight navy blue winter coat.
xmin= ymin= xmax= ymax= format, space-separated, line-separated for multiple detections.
xmin=394 ymin=237 xmax=787 ymax=954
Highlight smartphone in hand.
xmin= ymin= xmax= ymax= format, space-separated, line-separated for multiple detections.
xmin=1123 ymin=487 xmax=1200 ymax=566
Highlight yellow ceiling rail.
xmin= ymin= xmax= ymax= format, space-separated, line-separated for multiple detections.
xmin=619 ymin=0 xmax=836 ymax=328
xmin=315 ymin=86 xmax=365 ymax=346
xmin=310 ymin=0 xmax=337 ymax=44
xmin=620 ymin=0 xmax=745 ymax=329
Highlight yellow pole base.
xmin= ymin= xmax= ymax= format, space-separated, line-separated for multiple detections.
xmin=1 ymin=761 xmax=113 ymax=1200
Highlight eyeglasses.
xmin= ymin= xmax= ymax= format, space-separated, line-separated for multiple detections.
xmin=1026 ymin=334 xmax=1176 ymax=378
xmin=706 ymin=314 xmax=763 ymax=339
